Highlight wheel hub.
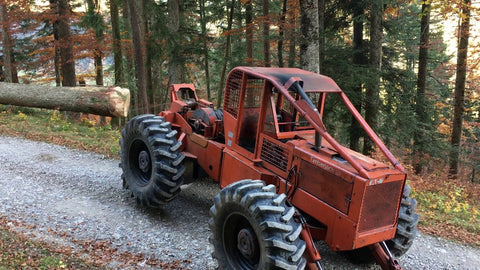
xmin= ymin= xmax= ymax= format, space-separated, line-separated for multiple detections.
xmin=138 ymin=150 xmax=150 ymax=173
xmin=237 ymin=228 xmax=257 ymax=260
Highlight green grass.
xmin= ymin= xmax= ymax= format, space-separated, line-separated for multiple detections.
xmin=410 ymin=179 xmax=480 ymax=246
xmin=413 ymin=186 xmax=479 ymax=232
xmin=0 ymin=105 xmax=120 ymax=158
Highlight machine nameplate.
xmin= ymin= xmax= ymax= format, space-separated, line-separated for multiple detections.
xmin=311 ymin=157 xmax=334 ymax=174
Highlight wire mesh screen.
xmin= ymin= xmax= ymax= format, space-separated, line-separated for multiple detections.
xmin=358 ymin=180 xmax=403 ymax=233
xmin=260 ymin=138 xmax=289 ymax=172
xmin=224 ymin=70 xmax=243 ymax=118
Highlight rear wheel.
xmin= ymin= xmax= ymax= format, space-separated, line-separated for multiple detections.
xmin=209 ymin=180 xmax=306 ymax=270
xmin=120 ymin=114 xmax=185 ymax=207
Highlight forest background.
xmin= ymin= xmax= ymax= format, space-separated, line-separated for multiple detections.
xmin=0 ymin=0 xmax=480 ymax=245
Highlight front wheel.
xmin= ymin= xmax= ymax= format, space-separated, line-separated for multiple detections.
xmin=209 ymin=180 xmax=306 ymax=270
xmin=387 ymin=185 xmax=419 ymax=257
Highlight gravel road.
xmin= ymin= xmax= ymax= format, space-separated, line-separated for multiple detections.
xmin=0 ymin=135 xmax=479 ymax=270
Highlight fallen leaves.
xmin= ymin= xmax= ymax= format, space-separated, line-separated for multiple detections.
xmin=0 ymin=215 xmax=193 ymax=269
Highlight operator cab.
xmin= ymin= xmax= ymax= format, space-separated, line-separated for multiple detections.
xmin=264 ymin=87 xmax=317 ymax=140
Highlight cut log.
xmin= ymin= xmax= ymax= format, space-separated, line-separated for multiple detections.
xmin=0 ymin=83 xmax=130 ymax=117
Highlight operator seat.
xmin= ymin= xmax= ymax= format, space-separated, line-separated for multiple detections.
xmin=180 ymin=88 xmax=198 ymax=110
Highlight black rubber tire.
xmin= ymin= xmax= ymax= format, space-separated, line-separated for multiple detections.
xmin=209 ymin=180 xmax=307 ymax=270
xmin=386 ymin=184 xmax=419 ymax=257
xmin=120 ymin=114 xmax=185 ymax=207
xmin=344 ymin=184 xmax=419 ymax=263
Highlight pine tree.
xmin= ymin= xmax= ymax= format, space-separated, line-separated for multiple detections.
xmin=450 ymin=0 xmax=471 ymax=177
xmin=299 ymin=0 xmax=319 ymax=73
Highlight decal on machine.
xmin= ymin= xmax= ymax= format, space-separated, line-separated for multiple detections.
xmin=368 ymin=178 xmax=384 ymax=186
xmin=311 ymin=157 xmax=335 ymax=173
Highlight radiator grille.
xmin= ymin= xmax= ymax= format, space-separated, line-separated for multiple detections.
xmin=260 ymin=138 xmax=289 ymax=172
xmin=358 ymin=181 xmax=403 ymax=233
xmin=224 ymin=70 xmax=243 ymax=118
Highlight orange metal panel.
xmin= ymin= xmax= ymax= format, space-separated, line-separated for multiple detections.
xmin=276 ymin=179 xmax=338 ymax=227
xmin=354 ymin=225 xmax=396 ymax=249
xmin=185 ymin=135 xmax=224 ymax=181
xmin=219 ymin=148 xmax=264 ymax=188
xmin=297 ymin=159 xmax=354 ymax=214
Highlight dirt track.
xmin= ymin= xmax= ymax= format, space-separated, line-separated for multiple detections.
xmin=0 ymin=135 xmax=479 ymax=269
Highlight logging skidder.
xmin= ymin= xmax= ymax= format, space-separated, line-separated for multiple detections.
xmin=119 ymin=67 xmax=418 ymax=270
xmin=0 ymin=82 xmax=130 ymax=117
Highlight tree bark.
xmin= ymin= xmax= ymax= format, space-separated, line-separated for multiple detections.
xmin=350 ymin=3 xmax=366 ymax=152
xmin=0 ymin=83 xmax=130 ymax=117
xmin=216 ymin=0 xmax=235 ymax=108
xmin=287 ymin=1 xmax=296 ymax=68
xmin=94 ymin=49 xmax=104 ymax=86
xmin=0 ymin=2 xmax=13 ymax=83
xmin=51 ymin=0 xmax=76 ymax=87
xmin=263 ymin=0 xmax=270 ymax=67
xmin=299 ymin=0 xmax=319 ymax=73
xmin=363 ymin=0 xmax=383 ymax=155
xmin=128 ymin=0 xmax=149 ymax=114
xmin=167 ymin=0 xmax=185 ymax=85
xmin=413 ymin=1 xmax=431 ymax=173
xmin=278 ymin=0 xmax=287 ymax=67
xmin=86 ymin=0 xmax=104 ymax=86
xmin=121 ymin=0 xmax=136 ymax=113
xmin=450 ymin=0 xmax=471 ymax=177
xmin=110 ymin=0 xmax=124 ymax=86
xmin=318 ymin=0 xmax=325 ymax=73
xmin=199 ymin=0 xmax=211 ymax=99
xmin=245 ymin=0 xmax=253 ymax=66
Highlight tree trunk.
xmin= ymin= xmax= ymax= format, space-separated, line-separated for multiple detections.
xmin=413 ymin=1 xmax=431 ymax=173
xmin=350 ymin=3 xmax=366 ymax=152
xmin=144 ymin=0 xmax=154 ymax=110
xmin=53 ymin=43 xmax=61 ymax=86
xmin=450 ymin=0 xmax=471 ymax=177
xmin=245 ymin=0 xmax=253 ymax=66
xmin=199 ymin=0 xmax=211 ymax=99
xmin=299 ymin=0 xmax=319 ymax=73
xmin=10 ymin=53 xmax=18 ymax=83
xmin=50 ymin=1 xmax=61 ymax=87
xmin=0 ymin=2 xmax=13 ymax=83
xmin=51 ymin=0 xmax=76 ymax=87
xmin=216 ymin=0 xmax=235 ymax=108
xmin=85 ymin=0 xmax=104 ymax=86
xmin=278 ymin=0 xmax=287 ymax=67
xmin=128 ymin=0 xmax=149 ymax=114
xmin=167 ymin=0 xmax=184 ymax=85
xmin=94 ymin=50 xmax=104 ymax=86
xmin=363 ymin=0 xmax=383 ymax=156
xmin=0 ymin=83 xmax=130 ymax=117
xmin=263 ymin=0 xmax=270 ymax=67
xmin=110 ymin=0 xmax=124 ymax=86
xmin=287 ymin=2 xmax=296 ymax=68
xmin=121 ymin=0 xmax=136 ymax=113
xmin=318 ymin=0 xmax=325 ymax=73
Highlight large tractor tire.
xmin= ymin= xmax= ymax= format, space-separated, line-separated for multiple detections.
xmin=386 ymin=184 xmax=419 ymax=257
xmin=120 ymin=114 xmax=185 ymax=207
xmin=344 ymin=184 xmax=419 ymax=263
xmin=209 ymin=180 xmax=306 ymax=270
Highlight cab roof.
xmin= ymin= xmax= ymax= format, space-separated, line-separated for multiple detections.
xmin=233 ymin=66 xmax=342 ymax=93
